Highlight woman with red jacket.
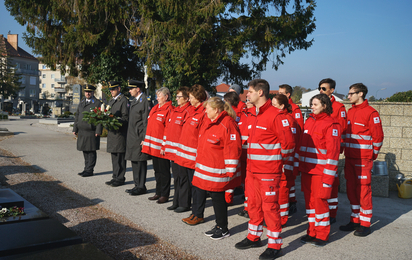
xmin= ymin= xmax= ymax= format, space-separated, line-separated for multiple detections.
xmin=272 ymin=94 xmax=302 ymax=227
xmin=191 ymin=97 xmax=242 ymax=240
xmin=296 ymin=93 xmax=341 ymax=247
xmin=142 ymin=87 xmax=173 ymax=204
xmin=176 ymin=85 xmax=208 ymax=223
xmin=162 ymin=86 xmax=192 ymax=212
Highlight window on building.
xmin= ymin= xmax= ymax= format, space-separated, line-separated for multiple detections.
xmin=16 ymin=63 xmax=20 ymax=69
xmin=30 ymin=76 xmax=36 ymax=85
xmin=26 ymin=64 xmax=32 ymax=70
xmin=42 ymin=74 xmax=46 ymax=79
xmin=42 ymin=83 xmax=46 ymax=88
xmin=20 ymin=76 xmax=26 ymax=84
xmin=51 ymin=93 xmax=55 ymax=98
xmin=42 ymin=65 xmax=47 ymax=69
xmin=30 ymin=89 xmax=36 ymax=97
xmin=19 ymin=90 xmax=25 ymax=97
xmin=51 ymin=74 xmax=55 ymax=79
xmin=51 ymin=84 xmax=55 ymax=88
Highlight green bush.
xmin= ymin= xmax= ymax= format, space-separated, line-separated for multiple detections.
xmin=387 ymin=90 xmax=412 ymax=102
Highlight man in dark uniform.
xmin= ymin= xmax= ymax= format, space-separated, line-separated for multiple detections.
xmin=73 ymin=84 xmax=102 ymax=177
xmin=105 ymin=81 xmax=129 ymax=187
xmin=125 ymin=80 xmax=150 ymax=195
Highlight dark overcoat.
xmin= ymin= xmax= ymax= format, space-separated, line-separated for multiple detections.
xmin=73 ymin=97 xmax=103 ymax=151
xmin=107 ymin=94 xmax=129 ymax=153
xmin=125 ymin=93 xmax=150 ymax=161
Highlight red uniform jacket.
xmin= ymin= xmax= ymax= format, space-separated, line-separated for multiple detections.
xmin=330 ymin=95 xmax=347 ymax=152
xmin=192 ymin=111 xmax=242 ymax=192
xmin=282 ymin=110 xmax=302 ymax=175
xmin=162 ymin=102 xmax=193 ymax=161
xmin=344 ymin=100 xmax=384 ymax=160
xmin=247 ymin=100 xmax=295 ymax=174
xmin=289 ymin=99 xmax=304 ymax=132
xmin=174 ymin=104 xmax=206 ymax=169
xmin=142 ymin=101 xmax=173 ymax=157
xmin=297 ymin=112 xmax=341 ymax=185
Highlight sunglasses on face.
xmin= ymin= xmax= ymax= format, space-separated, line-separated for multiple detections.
xmin=318 ymin=86 xmax=327 ymax=91
xmin=348 ymin=92 xmax=360 ymax=96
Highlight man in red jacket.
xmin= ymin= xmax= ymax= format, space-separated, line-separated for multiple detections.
xmin=318 ymin=78 xmax=347 ymax=224
xmin=235 ymin=79 xmax=295 ymax=260
xmin=278 ymin=84 xmax=303 ymax=215
xmin=339 ymin=83 xmax=384 ymax=237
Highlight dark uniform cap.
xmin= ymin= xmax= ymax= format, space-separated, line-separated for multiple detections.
xmin=128 ymin=79 xmax=145 ymax=89
xmin=109 ymin=81 xmax=121 ymax=90
xmin=84 ymin=84 xmax=96 ymax=92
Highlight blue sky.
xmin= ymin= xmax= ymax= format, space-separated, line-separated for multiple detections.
xmin=1 ymin=0 xmax=411 ymax=99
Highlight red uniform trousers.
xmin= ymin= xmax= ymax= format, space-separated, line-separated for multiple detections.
xmin=301 ymin=173 xmax=331 ymax=241
xmin=328 ymin=175 xmax=339 ymax=218
xmin=278 ymin=169 xmax=295 ymax=225
xmin=345 ymin=158 xmax=373 ymax=227
xmin=246 ymin=172 xmax=282 ymax=250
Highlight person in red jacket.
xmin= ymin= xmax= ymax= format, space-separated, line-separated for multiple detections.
xmin=223 ymin=92 xmax=244 ymax=205
xmin=318 ymin=78 xmax=347 ymax=224
xmin=339 ymin=83 xmax=384 ymax=237
xmin=191 ymin=97 xmax=242 ymax=240
xmin=272 ymin=94 xmax=302 ymax=227
xmin=296 ymin=93 xmax=341 ymax=247
xmin=278 ymin=84 xmax=303 ymax=215
xmin=142 ymin=87 xmax=173 ymax=204
xmin=162 ymin=86 xmax=192 ymax=212
xmin=235 ymin=79 xmax=295 ymax=260
xmin=178 ymin=84 xmax=208 ymax=225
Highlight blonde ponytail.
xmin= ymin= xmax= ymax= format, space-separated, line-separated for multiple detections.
xmin=223 ymin=101 xmax=236 ymax=120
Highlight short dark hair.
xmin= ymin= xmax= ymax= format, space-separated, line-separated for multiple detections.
xmin=349 ymin=83 xmax=368 ymax=99
xmin=248 ymin=79 xmax=270 ymax=99
xmin=310 ymin=93 xmax=333 ymax=115
xmin=279 ymin=84 xmax=293 ymax=95
xmin=177 ymin=86 xmax=190 ymax=99
xmin=273 ymin=94 xmax=292 ymax=113
xmin=319 ymin=78 xmax=336 ymax=90
xmin=223 ymin=92 xmax=240 ymax=107
xmin=189 ymin=84 xmax=207 ymax=102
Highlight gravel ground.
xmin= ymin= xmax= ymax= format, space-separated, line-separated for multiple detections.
xmin=0 ymin=138 xmax=198 ymax=260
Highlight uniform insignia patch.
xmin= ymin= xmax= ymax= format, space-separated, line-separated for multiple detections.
xmin=373 ymin=117 xmax=380 ymax=124
xmin=230 ymin=134 xmax=236 ymax=140
xmin=332 ymin=129 xmax=338 ymax=136
xmin=304 ymin=130 xmax=308 ymax=133
xmin=282 ymin=119 xmax=289 ymax=127
xmin=341 ymin=111 xmax=346 ymax=117
xmin=295 ymin=113 xmax=301 ymax=118
xmin=291 ymin=127 xmax=296 ymax=134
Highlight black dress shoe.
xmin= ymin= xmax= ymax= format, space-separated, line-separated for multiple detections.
xmin=235 ymin=238 xmax=262 ymax=249
xmin=125 ymin=188 xmax=135 ymax=193
xmin=78 ymin=171 xmax=85 ymax=176
xmin=300 ymin=235 xmax=316 ymax=244
xmin=148 ymin=194 xmax=161 ymax=201
xmin=354 ymin=226 xmax=371 ymax=237
xmin=105 ymin=179 xmax=115 ymax=185
xmin=167 ymin=205 xmax=178 ymax=210
xmin=81 ymin=172 xmax=93 ymax=177
xmin=174 ymin=207 xmax=190 ymax=213
xmin=312 ymin=238 xmax=328 ymax=247
xmin=110 ymin=180 xmax=125 ymax=187
xmin=130 ymin=188 xmax=147 ymax=196
xmin=156 ymin=196 xmax=169 ymax=204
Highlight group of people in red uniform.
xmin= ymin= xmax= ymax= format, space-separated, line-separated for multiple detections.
xmin=138 ymin=78 xmax=384 ymax=260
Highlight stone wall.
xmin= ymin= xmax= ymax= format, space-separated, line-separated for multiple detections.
xmin=341 ymin=101 xmax=412 ymax=191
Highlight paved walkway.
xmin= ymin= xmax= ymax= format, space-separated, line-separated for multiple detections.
xmin=1 ymin=118 xmax=412 ymax=259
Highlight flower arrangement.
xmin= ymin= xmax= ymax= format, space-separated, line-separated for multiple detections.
xmin=82 ymin=104 xmax=123 ymax=131
xmin=0 ymin=206 xmax=25 ymax=218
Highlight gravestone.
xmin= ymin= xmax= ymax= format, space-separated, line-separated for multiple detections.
xmin=70 ymin=84 xmax=82 ymax=114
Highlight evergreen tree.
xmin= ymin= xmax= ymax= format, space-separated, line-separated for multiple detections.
xmin=0 ymin=40 xmax=21 ymax=99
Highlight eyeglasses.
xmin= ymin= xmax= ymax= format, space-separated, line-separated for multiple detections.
xmin=176 ymin=96 xmax=183 ymax=99
xmin=318 ymin=86 xmax=327 ymax=91
xmin=347 ymin=92 xmax=359 ymax=96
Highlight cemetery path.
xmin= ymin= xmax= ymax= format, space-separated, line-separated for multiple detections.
xmin=1 ymin=118 xmax=412 ymax=260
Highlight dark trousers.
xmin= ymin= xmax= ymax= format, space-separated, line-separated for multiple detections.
xmin=111 ymin=152 xmax=126 ymax=182
xmin=132 ymin=161 xmax=147 ymax=190
xmin=152 ymin=156 xmax=171 ymax=197
xmin=172 ymin=164 xmax=193 ymax=208
xmin=193 ymin=187 xmax=228 ymax=229
xmin=83 ymin=151 xmax=97 ymax=173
